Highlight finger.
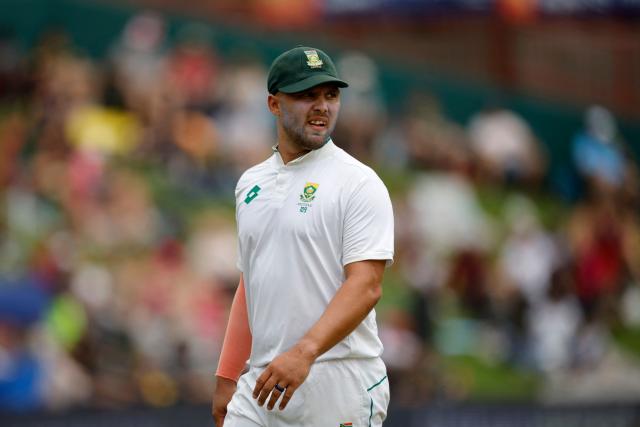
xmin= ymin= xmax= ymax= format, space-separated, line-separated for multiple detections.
xmin=279 ymin=385 xmax=297 ymax=410
xmin=266 ymin=385 xmax=285 ymax=410
xmin=257 ymin=377 xmax=279 ymax=406
xmin=252 ymin=370 xmax=272 ymax=398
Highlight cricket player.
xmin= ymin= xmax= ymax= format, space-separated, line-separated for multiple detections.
xmin=212 ymin=46 xmax=394 ymax=427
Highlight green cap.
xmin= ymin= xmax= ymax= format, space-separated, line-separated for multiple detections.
xmin=267 ymin=46 xmax=348 ymax=95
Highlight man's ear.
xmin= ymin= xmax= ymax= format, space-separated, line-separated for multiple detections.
xmin=267 ymin=94 xmax=280 ymax=116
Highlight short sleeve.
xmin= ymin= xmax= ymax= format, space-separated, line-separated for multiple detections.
xmin=235 ymin=182 xmax=244 ymax=272
xmin=235 ymin=217 xmax=243 ymax=272
xmin=342 ymin=174 xmax=394 ymax=267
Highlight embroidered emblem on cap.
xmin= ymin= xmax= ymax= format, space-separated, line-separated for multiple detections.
xmin=304 ymin=50 xmax=323 ymax=69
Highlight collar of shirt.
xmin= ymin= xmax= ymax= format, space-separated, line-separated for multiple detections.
xmin=271 ymin=139 xmax=337 ymax=169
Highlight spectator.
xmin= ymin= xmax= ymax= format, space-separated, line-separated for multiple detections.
xmin=572 ymin=105 xmax=625 ymax=195
xmin=468 ymin=105 xmax=545 ymax=186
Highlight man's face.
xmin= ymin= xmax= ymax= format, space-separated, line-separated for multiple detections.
xmin=274 ymin=83 xmax=341 ymax=151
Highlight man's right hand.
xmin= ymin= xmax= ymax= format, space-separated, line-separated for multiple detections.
xmin=212 ymin=376 xmax=237 ymax=427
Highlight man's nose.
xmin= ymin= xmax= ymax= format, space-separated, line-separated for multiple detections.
xmin=312 ymin=97 xmax=329 ymax=113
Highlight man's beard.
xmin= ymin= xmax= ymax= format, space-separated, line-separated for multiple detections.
xmin=282 ymin=116 xmax=334 ymax=151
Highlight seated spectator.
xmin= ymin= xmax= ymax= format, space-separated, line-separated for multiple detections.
xmin=468 ymin=105 xmax=545 ymax=186
xmin=572 ymin=105 xmax=628 ymax=198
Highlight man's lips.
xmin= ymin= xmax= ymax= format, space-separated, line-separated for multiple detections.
xmin=307 ymin=118 xmax=328 ymax=131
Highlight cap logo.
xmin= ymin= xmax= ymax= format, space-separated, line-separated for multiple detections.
xmin=304 ymin=50 xmax=323 ymax=69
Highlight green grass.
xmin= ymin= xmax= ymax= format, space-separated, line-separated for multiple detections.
xmin=441 ymin=354 xmax=540 ymax=401
xmin=378 ymin=267 xmax=414 ymax=315
xmin=612 ymin=326 xmax=640 ymax=361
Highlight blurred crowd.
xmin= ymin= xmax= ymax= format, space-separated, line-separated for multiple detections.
xmin=1 ymin=10 xmax=640 ymax=413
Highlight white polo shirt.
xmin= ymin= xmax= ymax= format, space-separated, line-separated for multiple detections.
xmin=235 ymin=140 xmax=394 ymax=367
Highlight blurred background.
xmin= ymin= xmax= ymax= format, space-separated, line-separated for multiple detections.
xmin=0 ymin=0 xmax=639 ymax=425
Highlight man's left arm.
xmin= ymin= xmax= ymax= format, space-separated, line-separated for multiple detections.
xmin=252 ymin=259 xmax=386 ymax=410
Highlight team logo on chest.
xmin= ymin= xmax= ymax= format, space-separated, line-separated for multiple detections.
xmin=300 ymin=182 xmax=319 ymax=202
xmin=298 ymin=182 xmax=319 ymax=213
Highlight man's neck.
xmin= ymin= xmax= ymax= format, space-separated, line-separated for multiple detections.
xmin=277 ymin=142 xmax=311 ymax=165
xmin=276 ymin=132 xmax=332 ymax=165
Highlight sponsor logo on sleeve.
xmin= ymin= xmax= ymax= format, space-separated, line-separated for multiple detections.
xmin=244 ymin=185 xmax=261 ymax=204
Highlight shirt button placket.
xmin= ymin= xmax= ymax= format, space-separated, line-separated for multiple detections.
xmin=275 ymin=167 xmax=288 ymax=204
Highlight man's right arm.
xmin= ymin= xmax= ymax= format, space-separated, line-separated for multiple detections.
xmin=212 ymin=274 xmax=252 ymax=426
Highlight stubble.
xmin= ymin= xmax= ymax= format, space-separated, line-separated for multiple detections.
xmin=280 ymin=109 xmax=335 ymax=152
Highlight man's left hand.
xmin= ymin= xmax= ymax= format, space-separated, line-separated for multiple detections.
xmin=252 ymin=343 xmax=315 ymax=410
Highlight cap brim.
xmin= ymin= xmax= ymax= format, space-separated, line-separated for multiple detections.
xmin=278 ymin=74 xmax=348 ymax=94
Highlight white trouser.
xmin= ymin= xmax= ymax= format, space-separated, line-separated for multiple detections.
xmin=224 ymin=357 xmax=389 ymax=427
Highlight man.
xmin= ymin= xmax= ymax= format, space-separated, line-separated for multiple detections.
xmin=212 ymin=46 xmax=394 ymax=427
